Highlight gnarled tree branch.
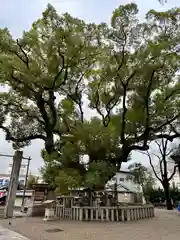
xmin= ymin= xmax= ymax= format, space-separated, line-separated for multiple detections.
xmin=168 ymin=165 xmax=177 ymax=181
xmin=0 ymin=125 xmax=46 ymax=142
xmin=146 ymin=151 xmax=163 ymax=184
xmin=16 ymin=39 xmax=29 ymax=69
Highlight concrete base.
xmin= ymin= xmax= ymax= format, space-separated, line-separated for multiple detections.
xmin=43 ymin=216 xmax=58 ymax=221
xmin=27 ymin=203 xmax=45 ymax=217
xmin=43 ymin=208 xmax=56 ymax=221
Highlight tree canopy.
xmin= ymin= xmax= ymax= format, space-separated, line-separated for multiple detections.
xmin=128 ymin=162 xmax=155 ymax=196
xmin=27 ymin=173 xmax=39 ymax=189
xmin=40 ymin=117 xmax=118 ymax=191
xmin=1 ymin=3 xmax=180 ymax=189
xmin=0 ymin=4 xmax=101 ymax=152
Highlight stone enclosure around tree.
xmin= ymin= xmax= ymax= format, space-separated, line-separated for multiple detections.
xmin=55 ymin=204 xmax=154 ymax=222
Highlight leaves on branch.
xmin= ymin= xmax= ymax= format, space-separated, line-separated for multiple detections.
xmin=1 ymin=3 xmax=180 ymax=189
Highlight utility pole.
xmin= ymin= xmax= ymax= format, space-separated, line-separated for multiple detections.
xmin=4 ymin=151 xmax=23 ymax=218
xmin=21 ymin=157 xmax=31 ymax=209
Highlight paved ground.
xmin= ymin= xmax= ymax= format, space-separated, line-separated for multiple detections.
xmin=0 ymin=209 xmax=180 ymax=240
xmin=0 ymin=206 xmax=27 ymax=218
xmin=0 ymin=227 xmax=29 ymax=240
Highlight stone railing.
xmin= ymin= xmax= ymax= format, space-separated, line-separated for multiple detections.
xmin=55 ymin=205 xmax=154 ymax=222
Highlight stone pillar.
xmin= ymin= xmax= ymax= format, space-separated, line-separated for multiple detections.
xmin=4 ymin=151 xmax=23 ymax=218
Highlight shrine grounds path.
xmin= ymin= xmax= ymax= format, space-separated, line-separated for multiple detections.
xmin=0 ymin=208 xmax=180 ymax=240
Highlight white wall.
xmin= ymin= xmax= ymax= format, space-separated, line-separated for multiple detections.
xmin=107 ymin=171 xmax=142 ymax=193
xmin=6 ymin=163 xmax=29 ymax=176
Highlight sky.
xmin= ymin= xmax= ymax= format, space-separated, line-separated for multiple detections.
xmin=0 ymin=0 xmax=179 ymax=175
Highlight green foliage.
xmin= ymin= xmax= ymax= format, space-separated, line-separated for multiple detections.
xmin=55 ymin=169 xmax=83 ymax=194
xmin=1 ymin=3 xmax=180 ymax=191
xmin=41 ymin=118 xmax=119 ymax=191
xmin=88 ymin=4 xmax=180 ymax=159
xmin=128 ymin=162 xmax=155 ymax=190
xmin=27 ymin=173 xmax=39 ymax=189
xmin=85 ymin=161 xmax=116 ymax=189
xmin=0 ymin=3 xmax=180 ymax=154
xmin=40 ymin=150 xmax=61 ymax=190
xmin=0 ymin=4 xmax=101 ymax=152
xmin=147 ymin=188 xmax=165 ymax=203
xmin=146 ymin=186 xmax=180 ymax=206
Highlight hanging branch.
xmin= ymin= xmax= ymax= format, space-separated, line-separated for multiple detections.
xmin=145 ymin=151 xmax=163 ymax=184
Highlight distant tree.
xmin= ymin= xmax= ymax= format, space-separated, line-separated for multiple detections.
xmin=148 ymin=188 xmax=165 ymax=203
xmin=147 ymin=186 xmax=180 ymax=207
xmin=128 ymin=162 xmax=155 ymax=201
xmin=145 ymin=138 xmax=178 ymax=210
xmin=128 ymin=163 xmax=155 ymax=188
xmin=27 ymin=174 xmax=39 ymax=189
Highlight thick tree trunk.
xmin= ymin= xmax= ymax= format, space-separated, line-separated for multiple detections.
xmin=163 ymin=180 xmax=173 ymax=210
xmin=114 ymin=182 xmax=118 ymax=204
xmin=88 ymin=189 xmax=92 ymax=206
xmin=45 ymin=133 xmax=54 ymax=154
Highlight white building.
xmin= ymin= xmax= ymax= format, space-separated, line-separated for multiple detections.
xmin=7 ymin=163 xmax=28 ymax=176
xmin=106 ymin=170 xmax=143 ymax=203
xmin=0 ymin=163 xmax=30 ymax=185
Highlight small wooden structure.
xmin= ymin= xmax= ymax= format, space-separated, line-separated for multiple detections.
xmin=26 ymin=184 xmax=49 ymax=217
xmin=32 ymin=184 xmax=49 ymax=202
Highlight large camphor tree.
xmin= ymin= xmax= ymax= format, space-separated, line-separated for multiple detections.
xmin=1 ymin=3 xmax=180 ymax=190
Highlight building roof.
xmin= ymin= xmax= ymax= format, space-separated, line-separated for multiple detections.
xmin=0 ymin=173 xmax=26 ymax=178
xmin=170 ymin=145 xmax=180 ymax=162
xmin=171 ymin=149 xmax=180 ymax=157
xmin=106 ymin=182 xmax=142 ymax=193
xmin=117 ymin=170 xmax=133 ymax=175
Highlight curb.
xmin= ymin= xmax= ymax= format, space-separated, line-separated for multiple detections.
xmin=0 ymin=226 xmax=30 ymax=239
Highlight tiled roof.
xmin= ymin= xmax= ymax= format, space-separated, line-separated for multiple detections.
xmin=171 ymin=148 xmax=180 ymax=157
xmin=106 ymin=182 xmax=142 ymax=193
xmin=170 ymin=145 xmax=180 ymax=161
xmin=117 ymin=170 xmax=133 ymax=175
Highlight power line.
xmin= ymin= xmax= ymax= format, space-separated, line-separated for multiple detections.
xmin=0 ymin=154 xmax=29 ymax=160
